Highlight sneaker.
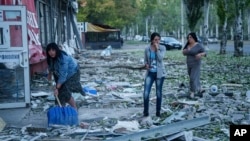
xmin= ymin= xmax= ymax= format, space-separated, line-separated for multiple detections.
xmin=195 ymin=93 xmax=203 ymax=98
xmin=195 ymin=90 xmax=205 ymax=98
xmin=199 ymin=89 xmax=206 ymax=94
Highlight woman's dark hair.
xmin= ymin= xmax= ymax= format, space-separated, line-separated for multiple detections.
xmin=183 ymin=32 xmax=198 ymax=49
xmin=46 ymin=42 xmax=66 ymax=66
xmin=188 ymin=32 xmax=198 ymax=42
xmin=150 ymin=32 xmax=161 ymax=43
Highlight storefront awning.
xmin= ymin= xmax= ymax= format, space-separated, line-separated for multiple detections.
xmin=86 ymin=23 xmax=119 ymax=32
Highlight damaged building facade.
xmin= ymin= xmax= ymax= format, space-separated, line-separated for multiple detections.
xmin=0 ymin=0 xmax=82 ymax=109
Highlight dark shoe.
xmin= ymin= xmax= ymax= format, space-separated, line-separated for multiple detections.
xmin=144 ymin=113 xmax=149 ymax=117
xmin=199 ymin=90 xmax=205 ymax=94
xmin=196 ymin=90 xmax=205 ymax=98
xmin=156 ymin=112 xmax=161 ymax=117
xmin=195 ymin=93 xmax=203 ymax=98
xmin=81 ymin=90 xmax=86 ymax=96
xmin=179 ymin=83 xmax=186 ymax=88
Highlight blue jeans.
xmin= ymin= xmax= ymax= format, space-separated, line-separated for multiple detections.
xmin=143 ymin=72 xmax=165 ymax=116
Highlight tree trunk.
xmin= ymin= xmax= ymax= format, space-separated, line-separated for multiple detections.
xmin=183 ymin=0 xmax=203 ymax=31
xmin=203 ymin=0 xmax=210 ymax=50
xmin=248 ymin=9 xmax=250 ymax=40
xmin=220 ymin=21 xmax=228 ymax=54
xmin=234 ymin=0 xmax=244 ymax=57
xmin=146 ymin=16 xmax=149 ymax=42
xmin=220 ymin=20 xmax=228 ymax=54
xmin=181 ymin=0 xmax=184 ymax=46
xmin=220 ymin=0 xmax=228 ymax=54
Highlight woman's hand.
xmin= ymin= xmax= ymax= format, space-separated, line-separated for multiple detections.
xmin=145 ymin=64 xmax=150 ymax=70
xmin=153 ymin=43 xmax=159 ymax=50
xmin=54 ymin=84 xmax=61 ymax=96
xmin=182 ymin=49 xmax=188 ymax=55
xmin=47 ymin=72 xmax=52 ymax=81
xmin=195 ymin=53 xmax=204 ymax=59
xmin=54 ymin=88 xmax=59 ymax=96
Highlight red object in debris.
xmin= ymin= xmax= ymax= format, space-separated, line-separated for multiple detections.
xmin=30 ymin=59 xmax=48 ymax=76
xmin=0 ymin=0 xmax=12 ymax=5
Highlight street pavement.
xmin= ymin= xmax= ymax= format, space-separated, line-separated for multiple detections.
xmin=1 ymin=40 xmax=250 ymax=129
xmin=200 ymin=40 xmax=250 ymax=55
xmin=121 ymin=40 xmax=250 ymax=54
xmin=0 ymin=107 xmax=47 ymax=128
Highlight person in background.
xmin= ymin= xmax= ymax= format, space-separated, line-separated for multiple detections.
xmin=143 ymin=32 xmax=166 ymax=117
xmin=182 ymin=32 xmax=206 ymax=99
xmin=46 ymin=42 xmax=85 ymax=110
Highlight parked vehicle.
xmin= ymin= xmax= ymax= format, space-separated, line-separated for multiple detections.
xmin=160 ymin=36 xmax=182 ymax=50
xmin=208 ymin=37 xmax=219 ymax=44
xmin=142 ymin=36 xmax=150 ymax=42
xmin=198 ymin=36 xmax=219 ymax=44
xmin=197 ymin=36 xmax=204 ymax=44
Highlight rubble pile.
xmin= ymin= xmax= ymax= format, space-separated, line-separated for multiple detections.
xmin=1 ymin=48 xmax=250 ymax=141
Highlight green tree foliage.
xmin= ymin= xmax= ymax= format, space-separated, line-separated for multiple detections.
xmin=216 ymin=0 xmax=250 ymax=33
xmin=138 ymin=0 xmax=181 ymax=35
xmin=183 ymin=0 xmax=204 ymax=31
xmin=76 ymin=0 xmax=250 ymax=41
xmin=137 ymin=0 xmax=157 ymax=35
xmin=77 ymin=0 xmax=139 ymax=29
xmin=110 ymin=0 xmax=139 ymax=29
xmin=216 ymin=0 xmax=226 ymax=26
xmin=216 ymin=0 xmax=234 ymax=27
xmin=160 ymin=0 xmax=181 ymax=33
xmin=77 ymin=0 xmax=115 ymax=24
xmin=139 ymin=0 xmax=157 ymax=18
xmin=234 ymin=0 xmax=250 ymax=30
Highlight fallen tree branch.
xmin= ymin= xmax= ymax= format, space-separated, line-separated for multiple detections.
xmin=110 ymin=65 xmax=146 ymax=70
xmin=80 ymin=64 xmax=112 ymax=68
xmin=80 ymin=64 xmax=146 ymax=70
xmin=221 ymin=83 xmax=243 ymax=87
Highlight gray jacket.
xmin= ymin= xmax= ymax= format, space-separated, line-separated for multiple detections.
xmin=144 ymin=45 xmax=167 ymax=78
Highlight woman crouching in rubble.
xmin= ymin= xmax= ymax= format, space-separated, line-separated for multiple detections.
xmin=143 ymin=32 xmax=166 ymax=117
xmin=46 ymin=42 xmax=85 ymax=110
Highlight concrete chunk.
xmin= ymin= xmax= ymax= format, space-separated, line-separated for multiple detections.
xmin=166 ymin=131 xmax=193 ymax=141
xmin=0 ymin=117 xmax=6 ymax=132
